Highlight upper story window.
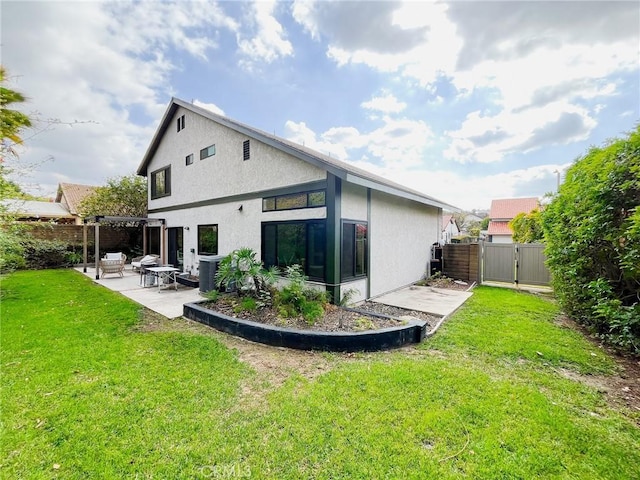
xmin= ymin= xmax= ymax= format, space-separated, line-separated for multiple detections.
xmin=176 ymin=115 xmax=185 ymax=132
xmin=200 ymin=144 xmax=216 ymax=160
xmin=243 ymin=140 xmax=250 ymax=161
xmin=150 ymin=166 xmax=171 ymax=199
xmin=185 ymin=153 xmax=194 ymax=166
xmin=262 ymin=190 xmax=326 ymax=212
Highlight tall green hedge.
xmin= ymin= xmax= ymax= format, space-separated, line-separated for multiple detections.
xmin=543 ymin=126 xmax=640 ymax=353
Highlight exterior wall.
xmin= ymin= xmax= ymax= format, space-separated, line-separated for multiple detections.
xmin=369 ymin=191 xmax=440 ymax=298
xmin=491 ymin=235 xmax=513 ymax=244
xmin=147 ymin=107 xmax=326 ymax=211
xmin=341 ymin=183 xmax=367 ymax=221
xmin=160 ymin=197 xmax=326 ymax=276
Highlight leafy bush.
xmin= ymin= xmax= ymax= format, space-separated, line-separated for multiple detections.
xmin=543 ymin=126 xmax=640 ymax=353
xmin=275 ymin=265 xmax=328 ymax=324
xmin=0 ymin=229 xmax=26 ymax=273
xmin=21 ymin=238 xmax=71 ymax=269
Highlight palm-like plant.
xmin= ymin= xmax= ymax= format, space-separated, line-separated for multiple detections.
xmin=214 ymin=247 xmax=278 ymax=297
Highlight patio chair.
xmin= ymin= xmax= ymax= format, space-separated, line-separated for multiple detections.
xmin=99 ymin=252 xmax=127 ymax=278
xmin=131 ymin=254 xmax=160 ymax=272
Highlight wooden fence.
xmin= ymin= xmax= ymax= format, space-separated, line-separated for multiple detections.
xmin=442 ymin=243 xmax=479 ymax=283
xmin=21 ymin=223 xmax=140 ymax=250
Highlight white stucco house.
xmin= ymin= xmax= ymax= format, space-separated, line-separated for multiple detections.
xmin=441 ymin=214 xmax=461 ymax=244
xmin=136 ymin=98 xmax=457 ymax=303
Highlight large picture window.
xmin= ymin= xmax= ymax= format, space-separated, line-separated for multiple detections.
xmin=198 ymin=224 xmax=218 ymax=255
xmin=150 ymin=166 xmax=171 ymax=199
xmin=341 ymin=221 xmax=367 ymax=280
xmin=262 ymin=220 xmax=326 ymax=281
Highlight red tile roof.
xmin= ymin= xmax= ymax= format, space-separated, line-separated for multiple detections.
xmin=55 ymin=183 xmax=98 ymax=215
xmin=487 ymin=221 xmax=512 ymax=235
xmin=442 ymin=214 xmax=453 ymax=230
xmin=489 ymin=197 xmax=539 ymax=220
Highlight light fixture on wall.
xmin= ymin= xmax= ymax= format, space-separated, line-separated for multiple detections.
xmin=184 ymin=226 xmax=190 ymax=230
xmin=238 ymin=204 xmax=243 ymax=212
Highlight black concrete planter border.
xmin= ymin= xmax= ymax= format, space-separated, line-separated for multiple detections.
xmin=183 ymin=301 xmax=428 ymax=352
xmin=176 ymin=275 xmax=199 ymax=288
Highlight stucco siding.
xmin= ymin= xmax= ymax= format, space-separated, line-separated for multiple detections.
xmin=369 ymin=191 xmax=440 ymax=297
xmin=154 ymin=197 xmax=326 ymax=275
xmin=147 ymin=107 xmax=326 ymax=210
xmin=341 ymin=183 xmax=368 ymax=221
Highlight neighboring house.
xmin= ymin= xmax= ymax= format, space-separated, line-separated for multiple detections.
xmin=487 ymin=197 xmax=539 ymax=243
xmin=441 ymin=214 xmax=461 ymax=244
xmin=55 ymin=182 xmax=98 ymax=225
xmin=137 ymin=98 xmax=457 ymax=303
xmin=1 ymin=198 xmax=76 ymax=224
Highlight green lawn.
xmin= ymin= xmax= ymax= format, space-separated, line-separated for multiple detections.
xmin=1 ymin=270 xmax=638 ymax=479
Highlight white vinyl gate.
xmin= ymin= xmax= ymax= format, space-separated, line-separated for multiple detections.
xmin=481 ymin=242 xmax=550 ymax=286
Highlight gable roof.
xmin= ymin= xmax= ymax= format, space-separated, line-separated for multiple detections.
xmin=489 ymin=197 xmax=539 ymax=220
xmin=137 ymin=98 xmax=458 ymax=211
xmin=487 ymin=220 xmax=512 ymax=236
xmin=56 ymin=183 xmax=98 ymax=215
xmin=442 ymin=214 xmax=460 ymax=231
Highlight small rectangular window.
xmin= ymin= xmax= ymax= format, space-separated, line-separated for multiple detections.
xmin=200 ymin=144 xmax=216 ymax=160
xmin=198 ymin=224 xmax=218 ymax=255
xmin=185 ymin=153 xmax=194 ymax=166
xmin=243 ymin=140 xmax=250 ymax=161
xmin=177 ymin=115 xmax=185 ymax=132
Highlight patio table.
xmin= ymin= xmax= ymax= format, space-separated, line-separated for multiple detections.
xmin=143 ymin=266 xmax=180 ymax=292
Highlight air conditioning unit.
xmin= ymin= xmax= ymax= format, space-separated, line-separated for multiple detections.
xmin=198 ymin=255 xmax=225 ymax=293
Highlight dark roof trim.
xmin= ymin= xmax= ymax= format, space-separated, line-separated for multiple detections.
xmin=84 ymin=216 xmax=165 ymax=225
xmin=137 ymin=98 xmax=459 ymax=211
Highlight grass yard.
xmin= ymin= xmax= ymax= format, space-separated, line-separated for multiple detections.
xmin=1 ymin=270 xmax=638 ymax=479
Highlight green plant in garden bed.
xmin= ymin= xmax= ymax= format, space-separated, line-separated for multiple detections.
xmin=274 ymin=265 xmax=329 ymax=324
xmin=2 ymin=271 xmax=638 ymax=479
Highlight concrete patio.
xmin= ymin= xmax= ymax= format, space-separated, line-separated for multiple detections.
xmin=370 ymin=285 xmax=473 ymax=317
xmin=76 ymin=267 xmax=202 ymax=319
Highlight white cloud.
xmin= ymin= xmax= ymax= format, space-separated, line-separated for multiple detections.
xmin=2 ymin=1 xmax=237 ymax=196
xmin=193 ymin=100 xmax=225 ymax=116
xmin=444 ymin=102 xmax=596 ymax=163
xmin=361 ymin=93 xmax=407 ymax=114
xmin=237 ymin=1 xmax=293 ymax=67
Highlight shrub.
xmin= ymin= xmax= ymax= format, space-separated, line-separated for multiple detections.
xmin=275 ymin=265 xmax=328 ymax=325
xmin=0 ymin=229 xmax=26 ymax=273
xmin=542 ymin=125 xmax=640 ymax=353
xmin=21 ymin=238 xmax=70 ymax=269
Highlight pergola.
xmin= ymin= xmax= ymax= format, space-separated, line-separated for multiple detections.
xmin=82 ymin=216 xmax=165 ymax=280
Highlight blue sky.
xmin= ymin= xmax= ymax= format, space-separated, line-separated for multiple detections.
xmin=3 ymin=1 xmax=638 ymax=210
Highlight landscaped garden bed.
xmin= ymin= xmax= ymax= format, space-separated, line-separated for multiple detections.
xmin=184 ymin=247 xmax=439 ymax=351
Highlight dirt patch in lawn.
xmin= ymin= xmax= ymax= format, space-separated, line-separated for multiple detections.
xmin=554 ymin=314 xmax=640 ymax=420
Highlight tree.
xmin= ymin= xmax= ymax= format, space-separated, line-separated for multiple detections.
xmin=509 ymin=209 xmax=544 ymax=243
xmin=0 ymin=66 xmax=32 ymax=160
xmin=542 ymin=125 xmax=640 ymax=352
xmin=79 ymin=174 xmax=148 ymax=218
xmin=480 ymin=217 xmax=490 ymax=230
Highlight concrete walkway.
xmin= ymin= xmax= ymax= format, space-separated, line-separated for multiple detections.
xmin=370 ymin=285 xmax=473 ymax=317
xmin=76 ymin=267 xmax=202 ymax=319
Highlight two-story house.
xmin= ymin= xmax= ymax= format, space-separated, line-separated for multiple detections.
xmin=487 ymin=197 xmax=540 ymax=243
xmin=137 ymin=98 xmax=456 ymax=303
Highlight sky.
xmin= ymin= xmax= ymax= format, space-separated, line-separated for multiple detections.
xmin=2 ymin=0 xmax=639 ymax=211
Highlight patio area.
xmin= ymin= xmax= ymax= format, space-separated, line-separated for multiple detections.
xmin=76 ymin=267 xmax=202 ymax=319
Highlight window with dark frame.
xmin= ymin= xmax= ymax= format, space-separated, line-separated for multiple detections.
xmin=341 ymin=221 xmax=367 ymax=280
xmin=243 ymin=140 xmax=250 ymax=161
xmin=150 ymin=166 xmax=171 ymax=199
xmin=262 ymin=220 xmax=326 ymax=281
xmin=185 ymin=153 xmax=194 ymax=166
xmin=200 ymin=144 xmax=216 ymax=160
xmin=262 ymin=190 xmax=326 ymax=212
xmin=177 ymin=115 xmax=185 ymax=132
xmin=197 ymin=224 xmax=218 ymax=255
